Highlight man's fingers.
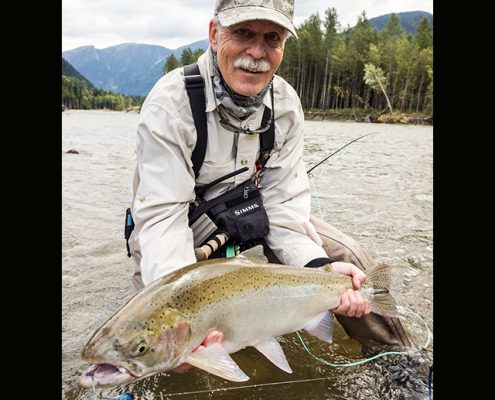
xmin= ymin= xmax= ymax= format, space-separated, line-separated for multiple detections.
xmin=333 ymin=291 xmax=350 ymax=314
xmin=345 ymin=289 xmax=358 ymax=317
xmin=204 ymin=330 xmax=224 ymax=346
xmin=333 ymin=289 xmax=372 ymax=318
xmin=172 ymin=329 xmax=225 ymax=374
xmin=353 ymin=291 xmax=366 ymax=317
xmin=352 ymin=274 xmax=363 ymax=289
xmin=365 ymin=299 xmax=371 ymax=314
xmin=351 ymin=268 xmax=366 ymax=289
xmin=331 ymin=262 xmax=366 ymax=289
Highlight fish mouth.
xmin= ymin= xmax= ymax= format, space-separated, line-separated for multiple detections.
xmin=80 ymin=363 xmax=138 ymax=388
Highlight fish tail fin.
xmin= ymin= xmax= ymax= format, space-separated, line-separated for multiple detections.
xmin=361 ymin=263 xmax=400 ymax=318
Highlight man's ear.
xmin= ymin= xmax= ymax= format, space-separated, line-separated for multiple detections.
xmin=209 ymin=20 xmax=219 ymax=52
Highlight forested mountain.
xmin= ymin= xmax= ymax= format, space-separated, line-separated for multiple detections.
xmin=368 ymin=11 xmax=433 ymax=34
xmin=62 ymin=39 xmax=209 ymax=96
xmin=62 ymin=57 xmax=145 ymax=111
xmin=62 ymin=58 xmax=94 ymax=88
xmin=62 ymin=10 xmax=432 ymax=115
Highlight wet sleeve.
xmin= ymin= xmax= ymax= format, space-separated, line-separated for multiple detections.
xmin=132 ymin=103 xmax=197 ymax=285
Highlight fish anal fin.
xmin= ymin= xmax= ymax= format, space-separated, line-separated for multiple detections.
xmin=304 ymin=311 xmax=334 ymax=343
xmin=254 ymin=337 xmax=292 ymax=373
xmin=185 ymin=342 xmax=249 ymax=382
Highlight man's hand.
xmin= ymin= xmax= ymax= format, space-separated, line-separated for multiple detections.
xmin=330 ymin=261 xmax=371 ymax=318
xmin=172 ymin=328 xmax=224 ymax=374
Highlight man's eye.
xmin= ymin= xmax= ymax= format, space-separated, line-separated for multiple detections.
xmin=266 ymin=32 xmax=282 ymax=46
xmin=236 ymin=28 xmax=251 ymax=38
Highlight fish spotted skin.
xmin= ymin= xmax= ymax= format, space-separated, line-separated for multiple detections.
xmin=80 ymin=246 xmax=393 ymax=387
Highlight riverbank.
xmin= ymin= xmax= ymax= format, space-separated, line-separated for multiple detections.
xmin=304 ymin=110 xmax=433 ymax=125
xmin=63 ymin=107 xmax=433 ymax=126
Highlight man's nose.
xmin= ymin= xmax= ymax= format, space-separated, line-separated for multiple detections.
xmin=245 ymin=40 xmax=266 ymax=59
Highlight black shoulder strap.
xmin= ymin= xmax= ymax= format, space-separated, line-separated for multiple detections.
xmin=256 ymin=86 xmax=275 ymax=170
xmin=184 ymin=63 xmax=275 ymax=178
xmin=184 ymin=63 xmax=207 ymax=179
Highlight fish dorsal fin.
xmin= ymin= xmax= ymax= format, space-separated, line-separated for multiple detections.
xmin=185 ymin=343 xmax=249 ymax=382
xmin=254 ymin=337 xmax=292 ymax=373
xmin=238 ymin=245 xmax=269 ymax=264
xmin=304 ymin=311 xmax=334 ymax=343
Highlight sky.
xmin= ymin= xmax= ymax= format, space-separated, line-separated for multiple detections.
xmin=62 ymin=0 xmax=433 ymax=52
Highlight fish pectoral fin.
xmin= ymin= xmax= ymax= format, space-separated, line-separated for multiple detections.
xmin=304 ymin=311 xmax=334 ymax=343
xmin=185 ymin=342 xmax=249 ymax=382
xmin=254 ymin=337 xmax=292 ymax=373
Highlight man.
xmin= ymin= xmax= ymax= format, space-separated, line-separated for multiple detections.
xmin=128 ymin=0 xmax=410 ymax=368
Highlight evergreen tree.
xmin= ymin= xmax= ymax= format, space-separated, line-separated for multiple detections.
xmin=163 ymin=54 xmax=180 ymax=74
xmin=180 ymin=47 xmax=194 ymax=65
xmin=415 ymin=17 xmax=433 ymax=49
xmin=192 ymin=48 xmax=205 ymax=62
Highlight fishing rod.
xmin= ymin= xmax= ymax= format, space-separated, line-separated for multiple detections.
xmin=307 ymin=132 xmax=378 ymax=175
xmin=193 ymin=132 xmax=379 ymax=261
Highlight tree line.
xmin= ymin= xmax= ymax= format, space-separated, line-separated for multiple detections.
xmin=63 ymin=9 xmax=432 ymax=117
xmin=62 ymin=75 xmax=144 ymax=111
xmin=162 ymin=11 xmax=432 ymax=116
xmin=277 ymin=9 xmax=433 ymax=115
xmin=163 ymin=48 xmax=206 ymax=73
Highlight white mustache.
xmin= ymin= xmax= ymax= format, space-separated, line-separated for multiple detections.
xmin=233 ymin=56 xmax=271 ymax=73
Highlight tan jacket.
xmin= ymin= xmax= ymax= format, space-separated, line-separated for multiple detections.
xmin=129 ymin=48 xmax=327 ymax=286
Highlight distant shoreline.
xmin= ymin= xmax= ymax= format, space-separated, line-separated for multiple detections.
xmin=304 ymin=111 xmax=433 ymax=125
xmin=62 ymin=108 xmax=140 ymax=114
xmin=62 ymin=108 xmax=433 ymax=126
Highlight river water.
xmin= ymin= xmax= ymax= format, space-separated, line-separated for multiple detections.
xmin=62 ymin=110 xmax=433 ymax=400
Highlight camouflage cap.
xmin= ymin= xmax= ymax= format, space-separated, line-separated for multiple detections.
xmin=214 ymin=0 xmax=298 ymax=38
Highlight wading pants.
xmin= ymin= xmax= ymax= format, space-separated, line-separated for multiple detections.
xmin=263 ymin=215 xmax=411 ymax=348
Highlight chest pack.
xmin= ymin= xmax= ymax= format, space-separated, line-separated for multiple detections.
xmin=183 ymin=63 xmax=274 ymax=250
xmin=125 ymin=63 xmax=275 ymax=257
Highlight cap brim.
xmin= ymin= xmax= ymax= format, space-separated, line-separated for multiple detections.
xmin=218 ymin=6 xmax=298 ymax=39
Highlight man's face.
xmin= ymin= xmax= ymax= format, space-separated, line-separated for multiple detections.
xmin=209 ymin=19 xmax=286 ymax=96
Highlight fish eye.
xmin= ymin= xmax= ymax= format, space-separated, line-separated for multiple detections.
xmin=131 ymin=338 xmax=149 ymax=357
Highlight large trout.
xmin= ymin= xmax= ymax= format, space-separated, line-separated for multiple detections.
xmin=80 ymin=245 xmax=397 ymax=387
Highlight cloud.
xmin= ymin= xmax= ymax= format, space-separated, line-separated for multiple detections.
xmin=62 ymin=0 xmax=433 ymax=51
xmin=294 ymin=0 xmax=433 ymax=28
xmin=63 ymin=0 xmax=213 ymax=50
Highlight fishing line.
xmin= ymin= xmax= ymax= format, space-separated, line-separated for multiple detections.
xmin=307 ymin=132 xmax=379 ymax=175
xmin=159 ymin=375 xmax=337 ymax=398
xmin=110 ymin=308 xmax=430 ymax=398
xmin=309 ymin=176 xmax=325 ymax=220
xmin=95 ymin=309 xmax=431 ymax=400
xmin=295 ymin=305 xmax=431 ymax=367
xmin=307 ymin=131 xmax=378 ymax=220
xmin=91 ymin=132 xmax=429 ymax=399
xmin=92 ymin=377 xmax=338 ymax=399
xmin=304 ymin=132 xmax=432 ymax=367
xmin=89 ymin=308 xmax=431 ymax=399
